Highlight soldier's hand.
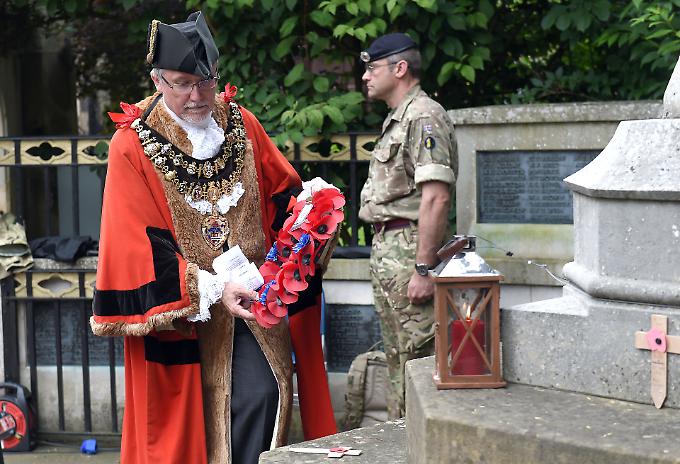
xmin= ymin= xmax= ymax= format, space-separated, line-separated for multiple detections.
xmin=221 ymin=282 xmax=258 ymax=320
xmin=407 ymin=272 xmax=434 ymax=305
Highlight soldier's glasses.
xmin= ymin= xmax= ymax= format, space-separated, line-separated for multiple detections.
xmin=364 ymin=61 xmax=398 ymax=74
xmin=160 ymin=74 xmax=219 ymax=95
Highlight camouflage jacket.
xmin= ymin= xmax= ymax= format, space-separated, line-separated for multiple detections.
xmin=359 ymin=84 xmax=457 ymax=224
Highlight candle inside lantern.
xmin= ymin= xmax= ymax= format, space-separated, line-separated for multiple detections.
xmin=450 ymin=304 xmax=486 ymax=375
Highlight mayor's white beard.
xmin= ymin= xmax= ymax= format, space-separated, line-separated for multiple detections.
xmin=162 ymin=97 xmax=224 ymax=159
xmin=180 ymin=103 xmax=212 ymax=125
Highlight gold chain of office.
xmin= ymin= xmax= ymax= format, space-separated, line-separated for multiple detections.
xmin=130 ymin=101 xmax=246 ymax=204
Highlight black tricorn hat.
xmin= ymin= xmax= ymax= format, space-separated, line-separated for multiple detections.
xmin=146 ymin=11 xmax=219 ymax=79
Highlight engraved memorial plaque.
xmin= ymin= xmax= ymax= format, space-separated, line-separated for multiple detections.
xmin=33 ymin=301 xmax=124 ymax=366
xmin=477 ymin=150 xmax=598 ymax=224
xmin=325 ymin=304 xmax=382 ymax=372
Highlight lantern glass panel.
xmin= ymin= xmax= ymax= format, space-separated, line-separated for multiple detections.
xmin=446 ymin=287 xmax=492 ymax=376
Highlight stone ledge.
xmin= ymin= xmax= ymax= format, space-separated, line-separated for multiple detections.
xmin=564 ymin=119 xmax=680 ymax=200
xmin=407 ymin=357 xmax=680 ymax=464
xmin=259 ymin=419 xmax=406 ymax=463
xmin=33 ymin=256 xmax=98 ymax=270
xmin=563 ymin=261 xmax=680 ymax=306
xmin=448 ymin=101 xmax=661 ymax=125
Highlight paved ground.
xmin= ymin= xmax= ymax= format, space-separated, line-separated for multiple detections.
xmin=3 ymin=446 xmax=120 ymax=464
xmin=1 ymin=391 xmax=332 ymax=464
xmin=2 ymin=372 xmax=350 ymax=463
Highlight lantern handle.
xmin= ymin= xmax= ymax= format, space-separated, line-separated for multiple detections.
xmin=437 ymin=237 xmax=469 ymax=262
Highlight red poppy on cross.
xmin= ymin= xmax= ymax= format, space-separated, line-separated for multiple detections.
xmin=634 ymin=314 xmax=680 ymax=408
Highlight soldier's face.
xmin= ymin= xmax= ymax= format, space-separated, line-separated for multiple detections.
xmin=362 ymin=59 xmax=397 ymax=102
xmin=153 ymin=69 xmax=216 ymax=123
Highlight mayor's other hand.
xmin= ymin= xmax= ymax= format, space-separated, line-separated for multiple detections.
xmin=222 ymin=282 xmax=258 ymax=320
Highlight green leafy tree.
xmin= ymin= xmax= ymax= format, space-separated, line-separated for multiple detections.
xmin=5 ymin=0 xmax=680 ymax=131
xmin=596 ymin=0 xmax=680 ymax=98
xmin=70 ymin=1 xmax=188 ymax=109
xmin=189 ymin=0 xmax=493 ymax=148
xmin=509 ymin=0 xmax=680 ymax=102
xmin=6 ymin=0 xmax=680 ymax=246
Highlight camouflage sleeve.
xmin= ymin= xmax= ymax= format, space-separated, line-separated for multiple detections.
xmin=408 ymin=114 xmax=456 ymax=187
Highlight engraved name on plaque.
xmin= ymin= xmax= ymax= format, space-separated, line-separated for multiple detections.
xmin=325 ymin=304 xmax=382 ymax=372
xmin=33 ymin=302 xmax=124 ymax=365
xmin=477 ymin=150 xmax=598 ymax=224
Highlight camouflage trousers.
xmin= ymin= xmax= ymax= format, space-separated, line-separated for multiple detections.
xmin=369 ymin=223 xmax=434 ymax=419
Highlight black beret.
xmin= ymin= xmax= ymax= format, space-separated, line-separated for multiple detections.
xmin=360 ymin=33 xmax=417 ymax=63
xmin=146 ymin=11 xmax=219 ymax=79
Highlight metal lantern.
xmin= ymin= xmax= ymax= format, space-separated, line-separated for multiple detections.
xmin=431 ymin=236 xmax=506 ymax=389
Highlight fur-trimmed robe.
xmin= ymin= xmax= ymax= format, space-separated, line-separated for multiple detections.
xmin=91 ymin=93 xmax=300 ymax=463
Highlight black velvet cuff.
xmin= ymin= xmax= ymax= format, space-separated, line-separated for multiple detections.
xmin=271 ymin=186 xmax=303 ymax=232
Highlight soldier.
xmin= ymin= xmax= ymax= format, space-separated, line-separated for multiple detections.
xmin=359 ymin=33 xmax=458 ymax=418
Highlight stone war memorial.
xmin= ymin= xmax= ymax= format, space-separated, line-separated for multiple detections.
xmin=261 ymin=59 xmax=680 ymax=464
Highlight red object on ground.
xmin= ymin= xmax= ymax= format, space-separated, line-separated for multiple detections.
xmin=0 ymin=401 xmax=24 ymax=450
xmin=450 ymin=319 xmax=486 ymax=375
xmin=288 ymin=298 xmax=338 ymax=440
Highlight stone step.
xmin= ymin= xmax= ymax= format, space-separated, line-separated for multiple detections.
xmin=407 ymin=357 xmax=680 ymax=464
xmin=260 ymin=418 xmax=406 ymax=464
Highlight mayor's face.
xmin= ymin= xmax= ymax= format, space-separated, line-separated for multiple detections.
xmin=152 ymin=69 xmax=216 ymax=123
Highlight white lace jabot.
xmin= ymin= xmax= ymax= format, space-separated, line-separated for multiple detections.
xmin=162 ymin=98 xmax=225 ymax=160
xmin=162 ymin=98 xmax=245 ymax=215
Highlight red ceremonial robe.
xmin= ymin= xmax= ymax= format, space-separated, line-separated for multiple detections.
xmin=91 ymin=94 xmax=305 ymax=463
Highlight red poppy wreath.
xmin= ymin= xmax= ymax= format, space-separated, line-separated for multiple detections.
xmin=252 ymin=187 xmax=345 ymax=328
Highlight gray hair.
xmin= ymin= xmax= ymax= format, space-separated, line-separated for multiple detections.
xmin=389 ymin=48 xmax=421 ymax=80
xmin=151 ymin=67 xmax=165 ymax=79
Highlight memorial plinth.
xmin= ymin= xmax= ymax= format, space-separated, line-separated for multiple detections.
xmin=562 ymin=118 xmax=680 ymax=306
xmin=406 ymin=357 xmax=680 ymax=464
xmin=498 ymin=56 xmax=680 ymax=410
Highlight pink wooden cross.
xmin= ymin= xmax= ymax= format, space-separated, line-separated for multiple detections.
xmin=634 ymin=314 xmax=680 ymax=408
xmin=289 ymin=446 xmax=363 ymax=458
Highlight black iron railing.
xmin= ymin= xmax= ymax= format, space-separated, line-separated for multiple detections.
xmin=0 ymin=133 xmax=377 ymax=248
xmin=2 ymin=265 xmax=122 ymax=435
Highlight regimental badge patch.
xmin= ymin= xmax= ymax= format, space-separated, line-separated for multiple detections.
xmin=424 ymin=136 xmax=436 ymax=150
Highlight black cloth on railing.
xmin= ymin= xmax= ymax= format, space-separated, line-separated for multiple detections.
xmin=332 ymin=246 xmax=371 ymax=259
xmin=29 ymin=236 xmax=97 ymax=262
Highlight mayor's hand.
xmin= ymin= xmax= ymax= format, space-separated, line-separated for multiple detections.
xmin=221 ymin=282 xmax=258 ymax=320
